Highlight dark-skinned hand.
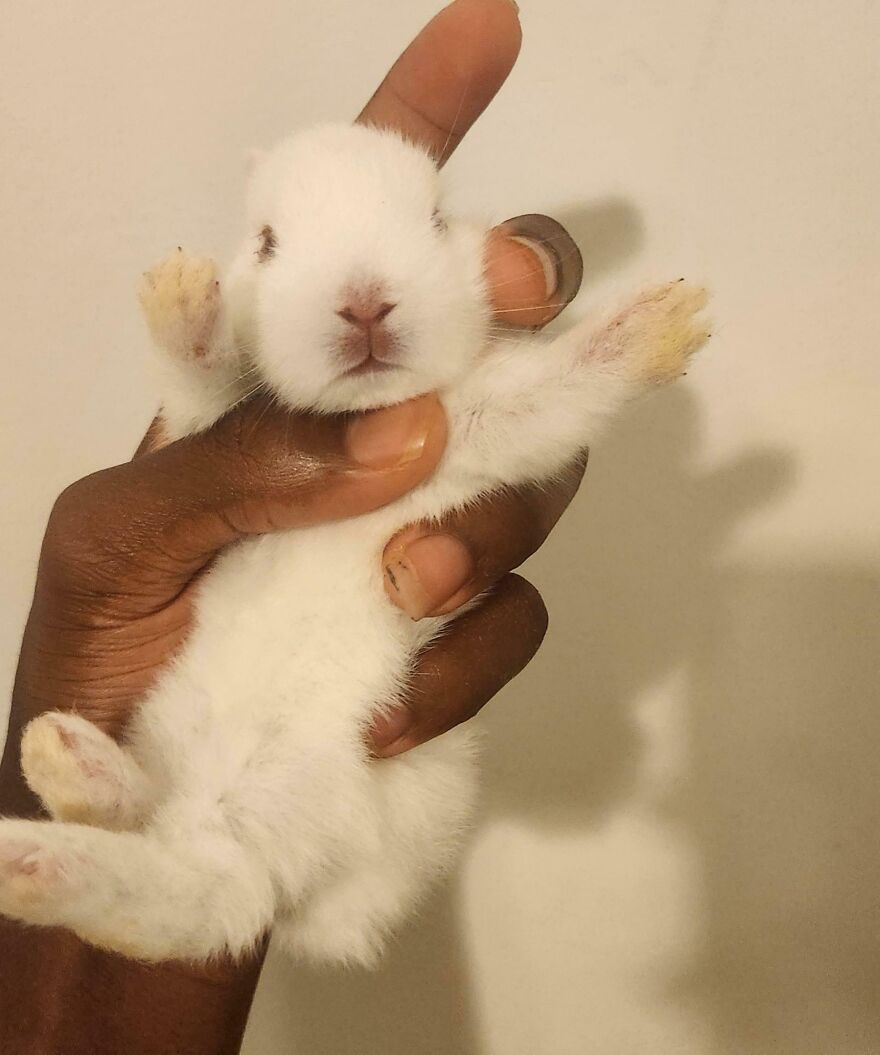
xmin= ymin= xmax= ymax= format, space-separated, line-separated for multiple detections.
xmin=0 ymin=3 xmax=586 ymax=1053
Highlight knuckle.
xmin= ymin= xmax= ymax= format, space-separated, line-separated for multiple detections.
xmin=42 ymin=468 xmax=141 ymax=594
xmin=507 ymin=574 xmax=550 ymax=650
xmin=567 ymin=448 xmax=590 ymax=489
xmin=44 ymin=474 xmax=104 ymax=558
xmin=212 ymin=428 xmax=264 ymax=495
xmin=480 ymin=487 xmax=556 ymax=570
xmin=41 ymin=492 xmax=107 ymax=598
xmin=514 ymin=455 xmax=588 ymax=546
xmin=210 ymin=401 xmax=334 ymax=501
xmin=515 ymin=485 xmax=558 ymax=551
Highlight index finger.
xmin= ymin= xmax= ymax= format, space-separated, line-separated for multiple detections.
xmin=357 ymin=0 xmax=522 ymax=164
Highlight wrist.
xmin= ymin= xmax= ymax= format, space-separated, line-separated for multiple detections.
xmin=0 ymin=689 xmax=266 ymax=1055
xmin=0 ymin=918 xmax=266 ymax=1055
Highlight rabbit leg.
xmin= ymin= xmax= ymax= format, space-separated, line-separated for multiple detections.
xmin=21 ymin=712 xmax=154 ymax=831
xmin=583 ymin=280 xmax=710 ymax=386
xmin=448 ymin=281 xmax=710 ymax=489
xmin=139 ymin=248 xmax=247 ymax=438
xmin=0 ymin=816 xmax=274 ymax=962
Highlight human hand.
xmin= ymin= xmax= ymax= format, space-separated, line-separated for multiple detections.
xmin=1 ymin=0 xmax=585 ymax=803
xmin=0 ymin=5 xmax=586 ymax=1051
xmin=361 ymin=0 xmax=588 ymax=753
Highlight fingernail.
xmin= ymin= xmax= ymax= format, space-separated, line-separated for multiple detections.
xmin=508 ymin=236 xmax=558 ymax=298
xmin=498 ymin=214 xmax=584 ymax=312
xmin=385 ymin=533 xmax=475 ymax=620
xmin=370 ymin=708 xmax=413 ymax=754
xmin=346 ymin=399 xmax=433 ymax=470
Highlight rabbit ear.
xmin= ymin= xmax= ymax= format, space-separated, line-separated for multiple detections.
xmin=245 ymin=148 xmax=269 ymax=176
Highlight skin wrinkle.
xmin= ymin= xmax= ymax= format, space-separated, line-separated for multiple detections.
xmin=23 ymin=615 xmax=191 ymax=648
xmin=382 ymin=452 xmax=587 ymax=623
xmin=51 ymin=395 xmax=448 ymax=606
xmin=357 ymin=2 xmax=521 ymax=166
xmin=377 ymin=575 xmax=548 ymax=756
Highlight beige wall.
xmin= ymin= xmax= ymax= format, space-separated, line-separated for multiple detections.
xmin=2 ymin=2 xmax=879 ymax=1052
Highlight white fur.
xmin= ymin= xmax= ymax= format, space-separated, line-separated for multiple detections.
xmin=0 ymin=124 xmax=709 ymax=965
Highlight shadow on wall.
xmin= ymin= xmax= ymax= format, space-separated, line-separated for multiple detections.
xmin=554 ymin=197 xmax=646 ymax=281
xmin=249 ymin=890 xmax=483 ymax=1055
xmin=242 ymin=209 xmax=879 ymax=1054
xmin=672 ymin=564 xmax=880 ymax=1055
xmin=483 ymin=392 xmax=793 ymax=834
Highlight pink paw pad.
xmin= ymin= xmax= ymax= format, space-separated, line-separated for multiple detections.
xmin=0 ymin=837 xmax=70 ymax=890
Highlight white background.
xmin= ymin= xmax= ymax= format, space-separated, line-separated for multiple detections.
xmin=2 ymin=2 xmax=879 ymax=1052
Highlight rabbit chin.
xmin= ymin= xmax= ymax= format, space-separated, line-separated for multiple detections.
xmin=275 ymin=364 xmax=439 ymax=415
xmin=329 ymin=371 xmax=439 ymax=412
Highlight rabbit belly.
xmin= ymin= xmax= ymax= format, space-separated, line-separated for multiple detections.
xmin=120 ymin=511 xmax=478 ymax=962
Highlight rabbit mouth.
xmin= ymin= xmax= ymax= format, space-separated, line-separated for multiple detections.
xmin=342 ymin=355 xmax=401 ymax=378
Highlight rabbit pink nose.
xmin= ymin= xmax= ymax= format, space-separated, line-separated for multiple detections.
xmin=336 ymin=300 xmax=397 ymax=328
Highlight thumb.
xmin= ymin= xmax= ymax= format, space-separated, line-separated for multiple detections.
xmin=43 ymin=394 xmax=447 ymax=604
xmin=484 ymin=214 xmax=584 ymax=329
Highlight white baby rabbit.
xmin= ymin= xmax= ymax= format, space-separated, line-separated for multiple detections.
xmin=0 ymin=123 xmax=709 ymax=965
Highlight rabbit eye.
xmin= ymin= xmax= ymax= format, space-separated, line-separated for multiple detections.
xmin=256 ymin=224 xmax=277 ymax=262
xmin=432 ymin=209 xmax=448 ymax=234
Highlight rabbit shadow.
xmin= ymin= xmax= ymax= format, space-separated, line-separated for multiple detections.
xmin=482 ymin=390 xmax=794 ymax=832
xmin=243 ymin=384 xmax=796 ymax=1055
